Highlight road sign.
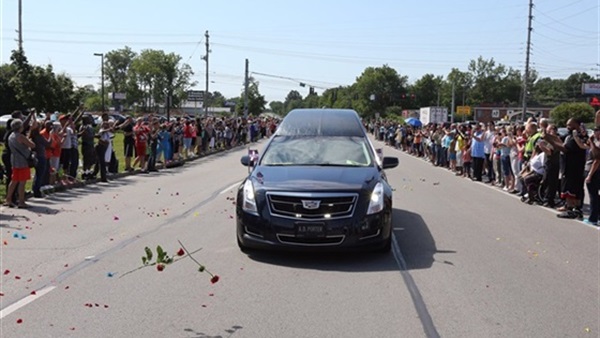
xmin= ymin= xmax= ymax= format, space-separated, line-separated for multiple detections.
xmin=456 ymin=106 xmax=471 ymax=116
xmin=187 ymin=90 xmax=204 ymax=102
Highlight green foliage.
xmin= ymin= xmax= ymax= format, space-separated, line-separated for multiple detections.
xmin=467 ymin=56 xmax=522 ymax=105
xmin=128 ymin=49 xmax=196 ymax=111
xmin=550 ymin=102 xmax=594 ymax=127
xmin=353 ymin=65 xmax=408 ymax=117
xmin=236 ymin=77 xmax=266 ymax=115
xmin=269 ymin=101 xmax=284 ymax=115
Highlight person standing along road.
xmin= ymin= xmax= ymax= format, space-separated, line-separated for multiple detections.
xmin=4 ymin=119 xmax=35 ymax=208
xmin=92 ymin=122 xmax=111 ymax=183
xmin=79 ymin=116 xmax=96 ymax=180
xmin=548 ymin=119 xmax=588 ymax=219
xmin=133 ymin=118 xmax=148 ymax=170
xmin=483 ymin=122 xmax=496 ymax=183
xmin=2 ymin=111 xmax=32 ymax=202
xmin=68 ymin=117 xmax=79 ymax=180
xmin=584 ymin=127 xmax=600 ymax=225
xmin=471 ymin=124 xmax=486 ymax=182
xmin=117 ymin=116 xmax=135 ymax=171
xmin=29 ymin=119 xmax=51 ymax=198
xmin=59 ymin=115 xmax=74 ymax=179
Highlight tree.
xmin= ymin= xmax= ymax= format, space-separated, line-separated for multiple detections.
xmin=446 ymin=68 xmax=473 ymax=106
xmin=550 ymin=102 xmax=594 ymax=127
xmin=269 ymin=101 xmax=284 ymax=115
xmin=564 ymin=72 xmax=594 ymax=100
xmin=284 ymin=90 xmax=303 ymax=113
xmin=237 ymin=77 xmax=266 ymax=115
xmin=467 ymin=56 xmax=521 ymax=105
xmin=531 ymin=77 xmax=567 ymax=105
xmin=412 ymin=74 xmax=443 ymax=107
xmin=209 ymin=91 xmax=226 ymax=107
xmin=353 ymin=65 xmax=408 ymax=117
xmin=104 ymin=47 xmax=137 ymax=96
xmin=0 ymin=63 xmax=20 ymax=115
xmin=129 ymin=49 xmax=195 ymax=111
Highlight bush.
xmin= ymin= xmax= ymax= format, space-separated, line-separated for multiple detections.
xmin=550 ymin=102 xmax=594 ymax=127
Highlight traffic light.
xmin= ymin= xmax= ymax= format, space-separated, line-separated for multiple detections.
xmin=309 ymin=87 xmax=315 ymax=95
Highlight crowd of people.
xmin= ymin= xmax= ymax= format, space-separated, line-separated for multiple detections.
xmin=368 ymin=116 xmax=600 ymax=226
xmin=1 ymin=110 xmax=279 ymax=208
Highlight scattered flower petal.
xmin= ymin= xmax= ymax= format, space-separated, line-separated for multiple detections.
xmin=64 ymin=286 xmax=70 ymax=290
xmin=104 ymin=304 xmax=109 ymax=308
xmin=3 ymin=240 xmax=7 ymax=245
xmin=3 ymin=269 xmax=10 ymax=275
xmin=30 ymin=291 xmax=37 ymax=295
xmin=113 ymin=216 xmax=119 ymax=221
xmin=15 ymin=275 xmax=21 ymax=280
xmin=208 ymin=293 xmax=214 ymax=297
xmin=16 ymin=319 xmax=23 ymax=324
xmin=176 ymin=248 xmax=185 ymax=256
xmin=156 ymin=264 xmax=165 ymax=272
xmin=201 ymin=304 xmax=207 ymax=308
xmin=210 ymin=275 xmax=220 ymax=284
xmin=64 ymin=264 xmax=69 ymax=268
xmin=0 ymin=292 xmax=4 ymax=296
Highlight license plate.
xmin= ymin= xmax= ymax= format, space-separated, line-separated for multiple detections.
xmin=296 ymin=223 xmax=325 ymax=238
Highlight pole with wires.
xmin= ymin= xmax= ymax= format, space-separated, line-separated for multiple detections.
xmin=204 ymin=30 xmax=210 ymax=116
xmin=244 ymin=58 xmax=249 ymax=119
xmin=521 ymin=0 xmax=534 ymax=122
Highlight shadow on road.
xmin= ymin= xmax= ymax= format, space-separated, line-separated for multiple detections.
xmin=184 ymin=325 xmax=243 ymax=338
xmin=392 ymin=208 xmax=456 ymax=270
xmin=246 ymin=249 xmax=396 ymax=272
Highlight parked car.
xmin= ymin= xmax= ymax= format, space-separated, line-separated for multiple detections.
xmin=236 ymin=108 xmax=399 ymax=252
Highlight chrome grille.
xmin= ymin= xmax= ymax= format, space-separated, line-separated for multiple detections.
xmin=267 ymin=192 xmax=358 ymax=220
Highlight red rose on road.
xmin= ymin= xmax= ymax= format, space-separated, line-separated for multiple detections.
xmin=210 ymin=275 xmax=220 ymax=284
xmin=156 ymin=264 xmax=165 ymax=272
xmin=177 ymin=248 xmax=185 ymax=256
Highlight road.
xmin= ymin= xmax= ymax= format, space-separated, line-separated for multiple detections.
xmin=0 ymin=139 xmax=598 ymax=338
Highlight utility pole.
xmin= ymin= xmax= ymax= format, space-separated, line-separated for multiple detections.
xmin=521 ymin=0 xmax=534 ymax=122
xmin=203 ymin=30 xmax=210 ymax=116
xmin=17 ymin=0 xmax=22 ymax=50
xmin=244 ymin=58 xmax=249 ymax=119
xmin=94 ymin=53 xmax=105 ymax=112
xmin=451 ymin=82 xmax=455 ymax=124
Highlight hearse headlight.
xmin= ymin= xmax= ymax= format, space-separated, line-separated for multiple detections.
xmin=242 ymin=179 xmax=258 ymax=215
xmin=366 ymin=182 xmax=384 ymax=215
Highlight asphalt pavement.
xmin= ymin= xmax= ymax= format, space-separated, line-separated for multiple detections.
xmin=0 ymin=139 xmax=598 ymax=338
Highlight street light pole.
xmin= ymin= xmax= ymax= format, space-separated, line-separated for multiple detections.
xmin=93 ymin=53 xmax=105 ymax=112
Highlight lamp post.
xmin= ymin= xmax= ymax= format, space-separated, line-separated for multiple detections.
xmin=93 ymin=53 xmax=105 ymax=112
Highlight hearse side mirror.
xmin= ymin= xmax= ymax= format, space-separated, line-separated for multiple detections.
xmin=382 ymin=156 xmax=399 ymax=169
xmin=240 ymin=155 xmax=251 ymax=167
xmin=241 ymin=149 xmax=259 ymax=168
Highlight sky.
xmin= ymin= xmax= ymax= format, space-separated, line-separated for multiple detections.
xmin=0 ymin=0 xmax=598 ymax=104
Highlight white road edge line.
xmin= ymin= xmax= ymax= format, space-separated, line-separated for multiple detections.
xmin=219 ymin=181 xmax=241 ymax=195
xmin=0 ymin=285 xmax=56 ymax=319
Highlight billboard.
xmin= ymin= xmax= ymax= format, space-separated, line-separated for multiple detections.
xmin=582 ymin=83 xmax=600 ymax=95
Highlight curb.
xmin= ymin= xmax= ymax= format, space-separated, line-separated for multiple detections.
xmin=30 ymin=144 xmax=251 ymax=199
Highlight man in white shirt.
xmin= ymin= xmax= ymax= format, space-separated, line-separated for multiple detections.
xmin=483 ymin=122 xmax=496 ymax=183
xmin=59 ymin=115 xmax=73 ymax=175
